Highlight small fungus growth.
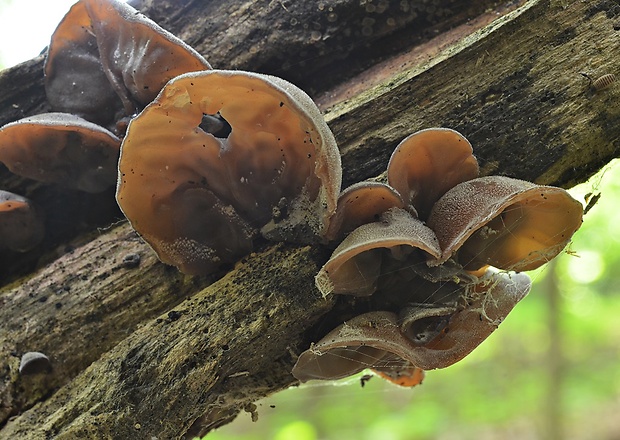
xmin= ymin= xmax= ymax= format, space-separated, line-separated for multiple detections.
xmin=0 ymin=191 xmax=45 ymax=252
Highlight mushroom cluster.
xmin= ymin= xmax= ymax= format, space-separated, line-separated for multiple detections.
xmin=0 ymin=0 xmax=584 ymax=390
xmin=291 ymin=128 xmax=583 ymax=386
xmin=0 ymin=0 xmax=211 ymax=250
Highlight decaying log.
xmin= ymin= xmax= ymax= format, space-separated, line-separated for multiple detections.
xmin=1 ymin=0 xmax=620 ymax=438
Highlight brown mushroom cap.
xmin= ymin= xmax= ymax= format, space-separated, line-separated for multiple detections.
xmin=427 ymin=176 xmax=583 ymax=271
xmin=45 ymin=0 xmax=211 ymax=121
xmin=19 ymin=351 xmax=52 ymax=375
xmin=0 ymin=191 xmax=45 ymax=252
xmin=116 ymin=70 xmax=341 ymax=275
xmin=387 ymin=128 xmax=479 ymax=220
xmin=0 ymin=113 xmax=121 ymax=193
xmin=44 ymin=0 xmax=120 ymax=124
xmin=325 ymin=181 xmax=405 ymax=241
xmin=291 ymin=311 xmax=424 ymax=383
xmin=315 ymin=208 xmax=441 ymax=297
xmin=401 ymin=270 xmax=531 ymax=370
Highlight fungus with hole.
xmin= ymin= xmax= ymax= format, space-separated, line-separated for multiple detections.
xmin=315 ymin=208 xmax=441 ymax=297
xmin=387 ymin=128 xmax=479 ymax=219
xmin=291 ymin=311 xmax=425 ymax=386
xmin=0 ymin=113 xmax=120 ymax=193
xmin=116 ymin=70 xmax=341 ymax=275
xmin=398 ymin=269 xmax=532 ymax=370
xmin=427 ymin=176 xmax=584 ymax=271
xmin=45 ymin=0 xmax=211 ymax=125
xmin=0 ymin=191 xmax=45 ymax=252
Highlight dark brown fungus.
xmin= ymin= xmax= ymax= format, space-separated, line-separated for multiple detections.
xmin=0 ymin=191 xmax=45 ymax=252
xmin=116 ymin=70 xmax=341 ymax=275
xmin=325 ymin=181 xmax=404 ymax=241
xmin=387 ymin=128 xmax=479 ymax=220
xmin=19 ymin=351 xmax=52 ymax=375
xmin=398 ymin=303 xmax=458 ymax=346
xmin=291 ymin=311 xmax=424 ymax=384
xmin=428 ymin=176 xmax=583 ymax=271
xmin=0 ymin=113 xmax=120 ymax=193
xmin=401 ymin=270 xmax=531 ymax=370
xmin=315 ymin=208 xmax=441 ymax=297
xmin=45 ymin=0 xmax=211 ymax=122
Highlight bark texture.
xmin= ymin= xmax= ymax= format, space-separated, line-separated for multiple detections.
xmin=1 ymin=0 xmax=619 ymax=438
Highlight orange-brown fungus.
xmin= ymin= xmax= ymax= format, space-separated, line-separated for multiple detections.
xmin=326 ymin=181 xmax=404 ymax=241
xmin=45 ymin=0 xmax=211 ymax=122
xmin=292 ymin=311 xmax=425 ymax=384
xmin=0 ymin=191 xmax=45 ymax=252
xmin=428 ymin=176 xmax=583 ymax=271
xmin=315 ymin=208 xmax=441 ymax=297
xmin=387 ymin=128 xmax=479 ymax=220
xmin=403 ymin=270 xmax=531 ymax=370
xmin=0 ymin=113 xmax=120 ymax=193
xmin=116 ymin=70 xmax=341 ymax=275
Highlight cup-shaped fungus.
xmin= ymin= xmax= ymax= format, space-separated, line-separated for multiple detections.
xmin=315 ymin=208 xmax=441 ymax=297
xmin=0 ymin=191 xmax=45 ymax=252
xmin=387 ymin=128 xmax=479 ymax=219
xmin=399 ymin=270 xmax=532 ymax=370
xmin=0 ymin=113 xmax=121 ymax=193
xmin=45 ymin=0 xmax=211 ymax=123
xmin=427 ymin=176 xmax=584 ymax=271
xmin=325 ymin=181 xmax=405 ymax=241
xmin=116 ymin=70 xmax=341 ymax=275
xmin=291 ymin=311 xmax=424 ymax=386
xmin=19 ymin=351 xmax=52 ymax=375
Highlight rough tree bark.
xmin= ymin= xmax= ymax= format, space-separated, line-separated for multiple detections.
xmin=1 ymin=0 xmax=619 ymax=438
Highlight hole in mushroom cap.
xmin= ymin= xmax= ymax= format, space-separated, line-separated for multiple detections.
xmin=116 ymin=70 xmax=341 ymax=275
xmin=406 ymin=269 xmax=532 ymax=370
xmin=0 ymin=113 xmax=120 ymax=193
xmin=398 ymin=304 xmax=457 ymax=346
xmin=0 ymin=191 xmax=45 ymax=253
xmin=387 ymin=128 xmax=479 ymax=220
xmin=315 ymin=208 xmax=441 ymax=297
xmin=291 ymin=311 xmax=424 ymax=383
xmin=45 ymin=0 xmax=211 ymax=121
xmin=199 ymin=113 xmax=232 ymax=139
xmin=428 ymin=176 xmax=584 ymax=271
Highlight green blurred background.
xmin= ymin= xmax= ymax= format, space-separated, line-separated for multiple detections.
xmin=204 ymin=163 xmax=620 ymax=439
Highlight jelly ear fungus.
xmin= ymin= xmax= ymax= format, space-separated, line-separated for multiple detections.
xmin=44 ymin=0 xmax=211 ymax=124
xmin=116 ymin=70 xmax=341 ymax=275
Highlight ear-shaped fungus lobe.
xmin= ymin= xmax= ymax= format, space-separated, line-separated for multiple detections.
xmin=291 ymin=311 xmax=424 ymax=383
xmin=0 ymin=113 xmax=120 ymax=193
xmin=116 ymin=70 xmax=341 ymax=275
xmin=387 ymin=128 xmax=479 ymax=220
xmin=45 ymin=0 xmax=211 ymax=120
xmin=401 ymin=270 xmax=531 ymax=370
xmin=325 ymin=181 xmax=404 ymax=241
xmin=315 ymin=208 xmax=441 ymax=297
xmin=44 ymin=0 xmax=120 ymax=123
xmin=428 ymin=176 xmax=583 ymax=271
xmin=0 ymin=191 xmax=45 ymax=252
xmin=84 ymin=0 xmax=211 ymax=110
